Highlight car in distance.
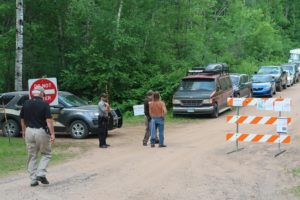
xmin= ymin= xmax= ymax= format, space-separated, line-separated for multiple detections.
xmin=229 ymin=74 xmax=252 ymax=97
xmin=284 ymin=70 xmax=294 ymax=87
xmin=251 ymin=74 xmax=276 ymax=97
xmin=256 ymin=65 xmax=287 ymax=91
xmin=172 ymin=63 xmax=233 ymax=118
xmin=0 ymin=91 xmax=123 ymax=139
xmin=281 ymin=63 xmax=298 ymax=84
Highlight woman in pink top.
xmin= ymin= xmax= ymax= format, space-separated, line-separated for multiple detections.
xmin=149 ymin=92 xmax=167 ymax=147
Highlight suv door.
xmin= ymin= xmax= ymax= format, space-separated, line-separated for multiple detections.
xmin=219 ymin=76 xmax=232 ymax=109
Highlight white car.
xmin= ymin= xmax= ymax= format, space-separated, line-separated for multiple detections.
xmin=284 ymin=70 xmax=294 ymax=87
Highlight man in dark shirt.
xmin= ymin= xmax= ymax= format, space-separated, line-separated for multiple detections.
xmin=20 ymin=86 xmax=55 ymax=187
xmin=142 ymin=90 xmax=153 ymax=146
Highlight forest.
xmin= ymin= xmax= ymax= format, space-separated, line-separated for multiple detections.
xmin=1 ymin=0 xmax=300 ymax=114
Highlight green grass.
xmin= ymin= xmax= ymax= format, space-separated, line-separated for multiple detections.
xmin=0 ymin=137 xmax=91 ymax=177
xmin=289 ymin=167 xmax=300 ymax=196
xmin=123 ymin=112 xmax=207 ymax=126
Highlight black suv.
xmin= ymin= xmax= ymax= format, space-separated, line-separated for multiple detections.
xmin=257 ymin=66 xmax=288 ymax=91
xmin=0 ymin=91 xmax=122 ymax=139
xmin=172 ymin=63 xmax=233 ymax=118
xmin=229 ymin=74 xmax=252 ymax=97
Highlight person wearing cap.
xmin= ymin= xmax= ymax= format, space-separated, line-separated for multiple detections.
xmin=98 ymin=93 xmax=110 ymax=148
xmin=143 ymin=90 xmax=154 ymax=146
xmin=20 ymin=85 xmax=55 ymax=187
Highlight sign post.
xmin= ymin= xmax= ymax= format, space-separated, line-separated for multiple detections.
xmin=28 ymin=78 xmax=58 ymax=105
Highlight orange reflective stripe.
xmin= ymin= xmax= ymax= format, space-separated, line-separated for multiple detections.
xmin=236 ymin=116 xmax=248 ymax=124
xmin=227 ymin=115 xmax=233 ymax=121
xmin=282 ymin=136 xmax=291 ymax=143
xmin=252 ymin=135 xmax=264 ymax=142
xmin=237 ymin=134 xmax=248 ymax=142
xmin=265 ymin=117 xmax=277 ymax=125
xmin=226 ymin=133 xmax=234 ymax=140
xmin=267 ymin=135 xmax=278 ymax=143
xmin=250 ymin=116 xmax=263 ymax=124
xmin=227 ymin=98 xmax=233 ymax=106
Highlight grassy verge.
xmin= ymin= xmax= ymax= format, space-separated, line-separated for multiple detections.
xmin=0 ymin=137 xmax=91 ymax=177
xmin=124 ymin=112 xmax=208 ymax=126
xmin=290 ymin=167 xmax=300 ymax=196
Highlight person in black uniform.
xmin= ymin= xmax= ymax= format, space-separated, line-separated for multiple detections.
xmin=20 ymin=85 xmax=55 ymax=187
xmin=143 ymin=90 xmax=153 ymax=146
xmin=98 ymin=93 xmax=110 ymax=148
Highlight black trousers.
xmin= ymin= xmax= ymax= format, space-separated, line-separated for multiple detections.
xmin=98 ymin=116 xmax=108 ymax=146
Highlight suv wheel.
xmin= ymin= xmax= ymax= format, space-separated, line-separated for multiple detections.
xmin=3 ymin=119 xmax=20 ymax=137
xmin=69 ymin=120 xmax=89 ymax=139
xmin=211 ymin=103 xmax=219 ymax=118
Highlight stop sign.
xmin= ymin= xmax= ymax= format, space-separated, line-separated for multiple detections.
xmin=28 ymin=78 xmax=58 ymax=105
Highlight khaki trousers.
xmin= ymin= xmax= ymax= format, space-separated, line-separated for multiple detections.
xmin=25 ymin=127 xmax=51 ymax=182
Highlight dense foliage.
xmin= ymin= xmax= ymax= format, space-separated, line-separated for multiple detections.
xmin=1 ymin=0 xmax=299 ymax=114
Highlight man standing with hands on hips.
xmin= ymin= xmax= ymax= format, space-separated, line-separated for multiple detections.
xmin=20 ymin=85 xmax=55 ymax=187
xmin=98 ymin=93 xmax=110 ymax=148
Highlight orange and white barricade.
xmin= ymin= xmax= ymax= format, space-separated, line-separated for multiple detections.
xmin=226 ymin=97 xmax=292 ymax=157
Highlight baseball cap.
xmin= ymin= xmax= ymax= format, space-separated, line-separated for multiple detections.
xmin=32 ymin=85 xmax=45 ymax=95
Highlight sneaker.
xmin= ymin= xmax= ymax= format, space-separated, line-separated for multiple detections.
xmin=159 ymin=144 xmax=167 ymax=148
xmin=151 ymin=144 xmax=155 ymax=148
xmin=30 ymin=181 xmax=39 ymax=187
xmin=99 ymin=145 xmax=108 ymax=148
xmin=36 ymin=176 xmax=49 ymax=184
xmin=143 ymin=142 xmax=147 ymax=146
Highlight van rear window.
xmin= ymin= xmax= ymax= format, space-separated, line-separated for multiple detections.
xmin=179 ymin=79 xmax=215 ymax=91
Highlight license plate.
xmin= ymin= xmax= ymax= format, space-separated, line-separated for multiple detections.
xmin=187 ymin=109 xmax=195 ymax=113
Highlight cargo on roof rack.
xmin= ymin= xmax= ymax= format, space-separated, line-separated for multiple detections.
xmin=187 ymin=63 xmax=229 ymax=75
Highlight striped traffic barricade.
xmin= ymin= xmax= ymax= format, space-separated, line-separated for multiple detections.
xmin=226 ymin=97 xmax=291 ymax=157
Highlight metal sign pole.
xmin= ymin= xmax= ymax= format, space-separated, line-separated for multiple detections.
xmin=275 ymin=110 xmax=286 ymax=157
xmin=236 ymin=106 xmax=240 ymax=151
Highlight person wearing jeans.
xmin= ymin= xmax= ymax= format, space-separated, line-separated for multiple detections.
xmin=149 ymin=91 xmax=167 ymax=148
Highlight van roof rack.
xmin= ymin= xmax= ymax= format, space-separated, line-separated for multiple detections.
xmin=187 ymin=63 xmax=229 ymax=75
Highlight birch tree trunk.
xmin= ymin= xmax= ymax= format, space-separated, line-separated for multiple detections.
xmin=116 ymin=0 xmax=123 ymax=34
xmin=15 ymin=0 xmax=23 ymax=91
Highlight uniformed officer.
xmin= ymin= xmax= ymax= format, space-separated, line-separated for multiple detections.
xmin=20 ymin=85 xmax=55 ymax=187
xmin=98 ymin=93 xmax=110 ymax=148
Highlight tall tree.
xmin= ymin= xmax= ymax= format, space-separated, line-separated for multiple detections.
xmin=15 ymin=0 xmax=23 ymax=91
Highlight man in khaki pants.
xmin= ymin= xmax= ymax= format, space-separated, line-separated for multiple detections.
xmin=20 ymin=86 xmax=55 ymax=187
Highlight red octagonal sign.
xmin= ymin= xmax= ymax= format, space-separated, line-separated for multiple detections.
xmin=28 ymin=78 xmax=58 ymax=105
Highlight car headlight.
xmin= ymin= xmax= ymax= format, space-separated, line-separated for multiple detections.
xmin=87 ymin=112 xmax=99 ymax=118
xmin=172 ymin=99 xmax=181 ymax=104
xmin=202 ymin=99 xmax=212 ymax=104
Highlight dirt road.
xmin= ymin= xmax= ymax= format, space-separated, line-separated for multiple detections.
xmin=1 ymin=85 xmax=300 ymax=200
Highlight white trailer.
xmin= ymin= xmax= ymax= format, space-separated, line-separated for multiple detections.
xmin=289 ymin=48 xmax=300 ymax=63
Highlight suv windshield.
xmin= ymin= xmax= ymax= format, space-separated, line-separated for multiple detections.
xmin=230 ymin=76 xmax=239 ymax=86
xmin=179 ymin=79 xmax=215 ymax=91
xmin=258 ymin=67 xmax=279 ymax=75
xmin=60 ymin=93 xmax=88 ymax=107
xmin=252 ymin=76 xmax=272 ymax=83
xmin=282 ymin=65 xmax=295 ymax=74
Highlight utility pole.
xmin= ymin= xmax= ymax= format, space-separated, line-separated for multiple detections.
xmin=15 ymin=0 xmax=24 ymax=91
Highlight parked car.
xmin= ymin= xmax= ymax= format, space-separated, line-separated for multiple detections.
xmin=0 ymin=91 xmax=123 ymax=139
xmin=172 ymin=63 xmax=233 ymax=118
xmin=282 ymin=63 xmax=298 ymax=84
xmin=229 ymin=74 xmax=252 ymax=97
xmin=256 ymin=65 xmax=287 ymax=91
xmin=284 ymin=70 xmax=294 ymax=87
xmin=251 ymin=75 xmax=276 ymax=97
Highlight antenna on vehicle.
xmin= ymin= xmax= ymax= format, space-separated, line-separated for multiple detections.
xmin=1 ymin=97 xmax=10 ymax=144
